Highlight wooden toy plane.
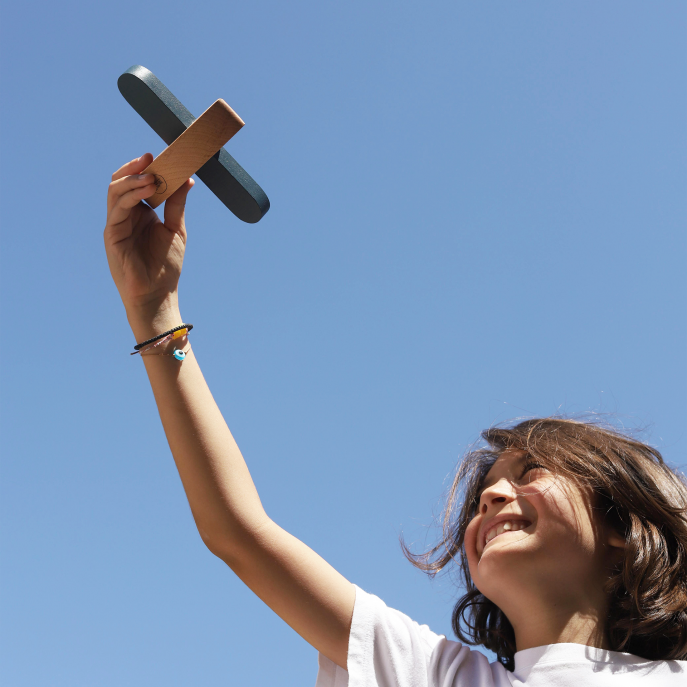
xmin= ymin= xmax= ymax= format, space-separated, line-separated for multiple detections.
xmin=118 ymin=65 xmax=269 ymax=223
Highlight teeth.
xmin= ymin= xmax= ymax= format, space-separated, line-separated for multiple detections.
xmin=484 ymin=520 xmax=529 ymax=547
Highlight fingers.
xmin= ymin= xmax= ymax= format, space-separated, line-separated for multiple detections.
xmin=107 ymin=182 xmax=157 ymax=231
xmin=108 ymin=172 xmax=156 ymax=211
xmin=111 ymin=153 xmax=153 ymax=182
xmin=106 ymin=154 xmax=157 ymax=230
xmin=163 ymin=178 xmax=195 ymax=235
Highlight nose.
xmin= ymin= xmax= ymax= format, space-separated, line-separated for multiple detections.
xmin=479 ymin=478 xmax=516 ymax=515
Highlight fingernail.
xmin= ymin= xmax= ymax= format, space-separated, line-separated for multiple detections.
xmin=137 ymin=174 xmax=152 ymax=181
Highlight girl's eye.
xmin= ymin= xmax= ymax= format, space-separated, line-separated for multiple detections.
xmin=520 ymin=462 xmax=546 ymax=481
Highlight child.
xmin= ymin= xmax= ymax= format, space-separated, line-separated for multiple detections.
xmin=104 ymin=157 xmax=687 ymax=686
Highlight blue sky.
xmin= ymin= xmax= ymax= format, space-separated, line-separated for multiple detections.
xmin=1 ymin=1 xmax=685 ymax=685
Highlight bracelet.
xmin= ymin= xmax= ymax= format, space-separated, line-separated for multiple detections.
xmin=141 ymin=343 xmax=191 ymax=361
xmin=131 ymin=324 xmax=194 ymax=358
xmin=134 ymin=333 xmax=190 ymax=360
xmin=133 ymin=324 xmax=194 ymax=351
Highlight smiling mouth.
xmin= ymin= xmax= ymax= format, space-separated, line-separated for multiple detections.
xmin=483 ymin=519 xmax=532 ymax=549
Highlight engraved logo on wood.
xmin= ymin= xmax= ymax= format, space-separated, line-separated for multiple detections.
xmin=153 ymin=175 xmax=168 ymax=194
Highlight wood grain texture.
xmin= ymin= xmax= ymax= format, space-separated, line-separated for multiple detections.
xmin=142 ymin=99 xmax=244 ymax=208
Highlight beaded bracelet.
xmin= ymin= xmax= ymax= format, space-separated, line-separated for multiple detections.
xmin=131 ymin=324 xmax=193 ymax=360
xmin=134 ymin=332 xmax=190 ymax=360
xmin=133 ymin=324 xmax=194 ymax=351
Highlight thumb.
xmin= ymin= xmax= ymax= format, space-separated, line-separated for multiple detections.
xmin=164 ymin=178 xmax=195 ymax=233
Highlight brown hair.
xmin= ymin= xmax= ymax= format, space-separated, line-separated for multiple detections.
xmin=403 ymin=417 xmax=687 ymax=670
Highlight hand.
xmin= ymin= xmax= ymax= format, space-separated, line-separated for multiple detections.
xmin=104 ymin=153 xmax=194 ymax=339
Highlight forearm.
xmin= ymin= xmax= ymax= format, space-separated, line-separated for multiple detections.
xmin=132 ymin=313 xmax=355 ymax=665
xmin=130 ymin=308 xmax=269 ymax=553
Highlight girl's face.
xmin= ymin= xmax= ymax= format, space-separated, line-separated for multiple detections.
xmin=464 ymin=450 xmax=622 ymax=617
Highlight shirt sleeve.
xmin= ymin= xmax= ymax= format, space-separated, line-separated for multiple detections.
xmin=315 ymin=585 xmax=497 ymax=687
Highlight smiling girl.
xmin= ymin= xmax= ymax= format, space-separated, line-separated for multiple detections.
xmin=104 ymin=159 xmax=687 ymax=686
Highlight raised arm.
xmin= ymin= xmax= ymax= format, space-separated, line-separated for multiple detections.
xmin=104 ymin=154 xmax=355 ymax=669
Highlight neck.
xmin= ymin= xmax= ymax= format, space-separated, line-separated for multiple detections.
xmin=513 ymin=612 xmax=609 ymax=653
xmin=504 ymin=589 xmax=610 ymax=653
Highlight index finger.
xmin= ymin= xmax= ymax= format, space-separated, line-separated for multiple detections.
xmin=111 ymin=153 xmax=153 ymax=182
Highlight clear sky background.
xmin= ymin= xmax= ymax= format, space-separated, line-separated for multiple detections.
xmin=1 ymin=1 xmax=685 ymax=685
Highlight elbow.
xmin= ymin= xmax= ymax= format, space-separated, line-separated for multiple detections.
xmin=197 ymin=525 xmax=238 ymax=564
xmin=197 ymin=526 xmax=224 ymax=557
xmin=197 ymin=517 xmax=274 ymax=568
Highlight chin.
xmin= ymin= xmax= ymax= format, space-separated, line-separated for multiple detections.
xmin=470 ymin=535 xmax=537 ymax=591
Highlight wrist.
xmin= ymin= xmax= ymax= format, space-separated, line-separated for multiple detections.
xmin=126 ymin=300 xmax=184 ymax=343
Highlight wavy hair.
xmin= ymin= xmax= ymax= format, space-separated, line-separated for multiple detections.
xmin=403 ymin=418 xmax=687 ymax=670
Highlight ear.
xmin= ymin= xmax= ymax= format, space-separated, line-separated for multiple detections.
xmin=606 ymin=527 xmax=626 ymax=549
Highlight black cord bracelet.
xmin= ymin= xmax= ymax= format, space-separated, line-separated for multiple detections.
xmin=133 ymin=324 xmax=194 ymax=351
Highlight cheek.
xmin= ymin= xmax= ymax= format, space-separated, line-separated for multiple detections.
xmin=464 ymin=518 xmax=481 ymax=575
xmin=530 ymin=486 xmax=597 ymax=552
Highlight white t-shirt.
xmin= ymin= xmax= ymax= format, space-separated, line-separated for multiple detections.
xmin=316 ymin=585 xmax=686 ymax=687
